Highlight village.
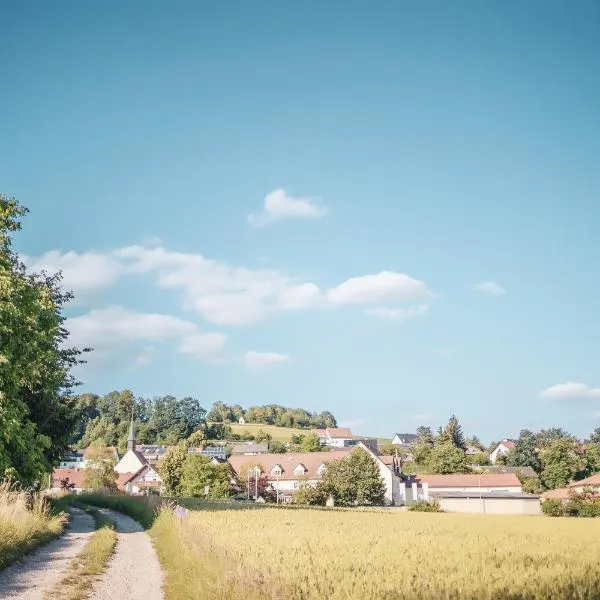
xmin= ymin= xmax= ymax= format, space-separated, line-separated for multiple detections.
xmin=50 ymin=418 xmax=600 ymax=515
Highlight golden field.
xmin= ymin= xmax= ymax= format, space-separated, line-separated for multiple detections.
xmin=156 ymin=505 xmax=600 ymax=600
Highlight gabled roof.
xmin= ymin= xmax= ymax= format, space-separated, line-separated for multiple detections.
xmin=326 ymin=427 xmax=353 ymax=439
xmin=416 ymin=473 xmax=521 ymax=488
xmin=393 ymin=433 xmax=418 ymax=441
xmin=568 ymin=473 xmax=600 ymax=488
xmin=473 ymin=465 xmax=537 ymax=479
xmin=228 ymin=449 xmax=352 ymax=481
xmin=51 ymin=468 xmax=87 ymax=489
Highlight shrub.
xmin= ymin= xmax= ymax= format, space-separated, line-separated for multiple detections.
xmin=541 ymin=499 xmax=563 ymax=517
xmin=408 ymin=500 xmax=442 ymax=512
xmin=521 ymin=477 xmax=544 ymax=494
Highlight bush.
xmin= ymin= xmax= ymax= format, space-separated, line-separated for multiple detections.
xmin=408 ymin=500 xmax=442 ymax=512
xmin=521 ymin=477 xmax=544 ymax=494
xmin=541 ymin=499 xmax=563 ymax=517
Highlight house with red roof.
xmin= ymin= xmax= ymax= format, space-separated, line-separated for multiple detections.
xmin=312 ymin=427 xmax=356 ymax=448
xmin=489 ymin=440 xmax=515 ymax=464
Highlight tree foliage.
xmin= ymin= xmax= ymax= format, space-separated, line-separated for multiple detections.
xmin=180 ymin=454 xmax=231 ymax=499
xmin=540 ymin=439 xmax=585 ymax=490
xmin=82 ymin=443 xmax=117 ymax=490
xmin=0 ymin=196 xmax=84 ymax=484
xmin=427 ymin=443 xmax=469 ymax=474
xmin=207 ymin=402 xmax=336 ymax=429
xmin=315 ymin=448 xmax=386 ymax=506
xmin=157 ymin=442 xmax=188 ymax=496
xmin=507 ymin=430 xmax=542 ymax=474
xmin=437 ymin=415 xmax=466 ymax=450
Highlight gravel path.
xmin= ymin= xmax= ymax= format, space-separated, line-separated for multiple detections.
xmin=89 ymin=509 xmax=164 ymax=600
xmin=0 ymin=507 xmax=95 ymax=600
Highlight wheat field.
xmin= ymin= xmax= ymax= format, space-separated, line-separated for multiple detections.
xmin=166 ymin=505 xmax=600 ymax=600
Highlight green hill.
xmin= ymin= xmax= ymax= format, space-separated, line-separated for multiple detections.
xmin=228 ymin=423 xmax=309 ymax=442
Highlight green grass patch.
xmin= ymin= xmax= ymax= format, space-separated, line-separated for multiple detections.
xmin=75 ymin=492 xmax=159 ymax=529
xmin=228 ymin=423 xmax=310 ymax=442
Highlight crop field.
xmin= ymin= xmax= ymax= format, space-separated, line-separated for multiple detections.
xmin=164 ymin=505 xmax=600 ymax=600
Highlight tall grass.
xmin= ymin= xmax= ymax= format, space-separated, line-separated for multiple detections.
xmin=0 ymin=483 xmax=66 ymax=570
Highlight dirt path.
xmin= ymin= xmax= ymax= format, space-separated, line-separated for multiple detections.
xmin=0 ymin=507 xmax=95 ymax=600
xmin=89 ymin=509 xmax=163 ymax=600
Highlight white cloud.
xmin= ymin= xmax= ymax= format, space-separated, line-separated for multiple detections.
xmin=247 ymin=189 xmax=327 ymax=227
xmin=338 ymin=419 xmax=365 ymax=429
xmin=133 ymin=346 xmax=155 ymax=369
xmin=540 ymin=382 xmax=600 ymax=401
xmin=592 ymin=411 xmax=600 ymax=420
xmin=244 ymin=351 xmax=290 ymax=369
xmin=67 ymin=306 xmax=226 ymax=363
xmin=473 ymin=281 xmax=506 ymax=296
xmin=28 ymin=245 xmax=433 ymax=326
xmin=23 ymin=250 xmax=123 ymax=293
xmin=366 ymin=304 xmax=430 ymax=321
xmin=328 ymin=271 xmax=431 ymax=305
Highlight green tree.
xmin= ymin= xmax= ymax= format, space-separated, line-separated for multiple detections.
xmin=157 ymin=442 xmax=188 ymax=496
xmin=470 ymin=451 xmax=490 ymax=466
xmin=0 ymin=196 xmax=83 ymax=484
xmin=317 ymin=448 xmax=386 ymax=506
xmin=180 ymin=455 xmax=231 ymax=499
xmin=427 ymin=443 xmax=469 ymax=474
xmin=378 ymin=443 xmax=397 ymax=456
xmin=412 ymin=442 xmax=433 ymax=466
xmin=438 ymin=415 xmax=466 ymax=450
xmin=589 ymin=428 xmax=600 ymax=446
xmin=416 ymin=426 xmax=435 ymax=447
xmin=541 ymin=438 xmax=585 ymax=490
xmin=507 ymin=430 xmax=542 ymax=474
xmin=187 ymin=429 xmax=207 ymax=448
xmin=254 ymin=429 xmax=272 ymax=444
xmin=82 ymin=443 xmax=117 ymax=490
xmin=268 ymin=441 xmax=287 ymax=453
xmin=301 ymin=433 xmax=322 ymax=452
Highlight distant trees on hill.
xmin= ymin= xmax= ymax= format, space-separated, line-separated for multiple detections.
xmin=206 ymin=401 xmax=337 ymax=429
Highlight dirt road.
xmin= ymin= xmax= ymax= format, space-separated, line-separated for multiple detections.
xmin=0 ymin=507 xmax=95 ymax=600
xmin=89 ymin=508 xmax=163 ymax=600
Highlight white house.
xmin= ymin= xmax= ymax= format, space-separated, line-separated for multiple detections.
xmin=114 ymin=419 xmax=148 ymax=475
xmin=391 ymin=433 xmax=418 ymax=447
xmin=489 ymin=440 xmax=515 ymax=464
xmin=58 ymin=451 xmax=87 ymax=469
xmin=228 ymin=442 xmax=402 ymax=505
xmin=119 ymin=463 xmax=162 ymax=494
xmin=312 ymin=427 xmax=356 ymax=448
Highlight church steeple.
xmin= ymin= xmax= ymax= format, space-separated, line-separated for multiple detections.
xmin=127 ymin=415 xmax=136 ymax=452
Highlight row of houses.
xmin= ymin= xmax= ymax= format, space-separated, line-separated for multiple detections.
xmin=51 ymin=420 xmax=541 ymax=513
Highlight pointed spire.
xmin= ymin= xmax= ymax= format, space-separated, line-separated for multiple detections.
xmin=127 ymin=413 xmax=136 ymax=452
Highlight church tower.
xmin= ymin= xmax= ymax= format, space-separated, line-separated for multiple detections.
xmin=127 ymin=416 xmax=136 ymax=452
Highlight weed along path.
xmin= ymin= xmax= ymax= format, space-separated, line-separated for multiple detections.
xmin=0 ymin=507 xmax=95 ymax=600
xmin=89 ymin=509 xmax=164 ymax=600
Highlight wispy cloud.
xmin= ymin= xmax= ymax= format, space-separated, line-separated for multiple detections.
xmin=540 ymin=382 xmax=600 ymax=400
xmin=338 ymin=419 xmax=365 ymax=429
xmin=245 ymin=351 xmax=291 ymax=370
xmin=247 ymin=189 xmax=327 ymax=227
xmin=473 ymin=281 xmax=506 ymax=296
xmin=412 ymin=413 xmax=436 ymax=422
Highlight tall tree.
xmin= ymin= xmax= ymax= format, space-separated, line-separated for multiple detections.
xmin=83 ymin=443 xmax=118 ymax=490
xmin=507 ymin=430 xmax=542 ymax=474
xmin=416 ymin=426 xmax=435 ymax=447
xmin=180 ymin=455 xmax=231 ymax=499
xmin=157 ymin=442 xmax=188 ymax=496
xmin=439 ymin=415 xmax=466 ymax=450
xmin=0 ymin=196 xmax=83 ymax=484
xmin=541 ymin=438 xmax=585 ymax=490
xmin=317 ymin=448 xmax=386 ymax=506
xmin=427 ymin=443 xmax=470 ymax=474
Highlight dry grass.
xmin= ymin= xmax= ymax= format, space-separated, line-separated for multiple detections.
xmin=0 ymin=483 xmax=66 ymax=570
xmin=157 ymin=505 xmax=600 ymax=600
xmin=45 ymin=506 xmax=117 ymax=600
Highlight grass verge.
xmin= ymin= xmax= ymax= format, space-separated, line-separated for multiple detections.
xmin=0 ymin=483 xmax=67 ymax=571
xmin=45 ymin=504 xmax=117 ymax=600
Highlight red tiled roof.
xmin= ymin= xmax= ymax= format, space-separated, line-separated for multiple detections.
xmin=378 ymin=455 xmax=395 ymax=466
xmin=568 ymin=473 xmax=600 ymax=488
xmin=416 ymin=473 xmax=521 ymax=488
xmin=52 ymin=468 xmax=86 ymax=489
xmin=228 ymin=449 xmax=351 ymax=480
xmin=326 ymin=427 xmax=353 ymax=439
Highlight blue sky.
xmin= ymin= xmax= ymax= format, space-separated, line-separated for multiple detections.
xmin=2 ymin=1 xmax=599 ymax=441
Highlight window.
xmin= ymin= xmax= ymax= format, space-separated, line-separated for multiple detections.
xmin=294 ymin=464 xmax=307 ymax=476
xmin=271 ymin=465 xmax=283 ymax=476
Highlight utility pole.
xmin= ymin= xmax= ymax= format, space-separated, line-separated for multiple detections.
xmin=254 ymin=468 xmax=258 ymax=500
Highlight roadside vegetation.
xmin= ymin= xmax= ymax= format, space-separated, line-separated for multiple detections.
xmin=0 ymin=483 xmax=66 ymax=570
xmin=46 ymin=504 xmax=117 ymax=600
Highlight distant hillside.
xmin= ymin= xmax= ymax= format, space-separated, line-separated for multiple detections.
xmin=228 ymin=423 xmax=310 ymax=442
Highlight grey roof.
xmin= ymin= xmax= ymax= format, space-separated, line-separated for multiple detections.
xmin=230 ymin=443 xmax=269 ymax=454
xmin=430 ymin=491 xmax=540 ymax=500
xmin=472 ymin=465 xmax=538 ymax=479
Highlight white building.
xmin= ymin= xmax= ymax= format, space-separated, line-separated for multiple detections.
xmin=312 ymin=427 xmax=356 ymax=448
xmin=489 ymin=440 xmax=515 ymax=464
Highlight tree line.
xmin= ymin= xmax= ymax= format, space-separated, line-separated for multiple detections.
xmin=207 ymin=401 xmax=337 ymax=429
